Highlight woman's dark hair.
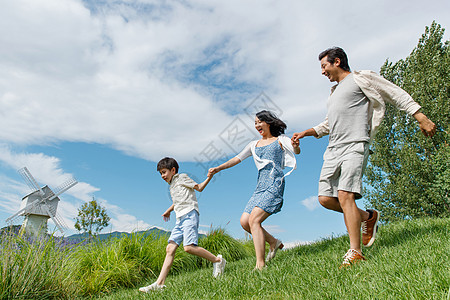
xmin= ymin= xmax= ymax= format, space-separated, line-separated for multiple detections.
xmin=256 ymin=110 xmax=287 ymax=137
xmin=157 ymin=157 xmax=179 ymax=173
xmin=318 ymin=47 xmax=351 ymax=72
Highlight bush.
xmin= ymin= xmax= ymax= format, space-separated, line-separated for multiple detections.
xmin=198 ymin=228 xmax=251 ymax=267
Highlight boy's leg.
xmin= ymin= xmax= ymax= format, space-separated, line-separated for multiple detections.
xmin=184 ymin=244 xmax=220 ymax=263
xmin=248 ymin=207 xmax=271 ymax=269
xmin=156 ymin=242 xmax=179 ymax=285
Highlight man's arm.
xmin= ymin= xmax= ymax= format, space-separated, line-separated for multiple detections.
xmin=413 ymin=111 xmax=437 ymax=137
xmin=292 ymin=128 xmax=319 ymax=142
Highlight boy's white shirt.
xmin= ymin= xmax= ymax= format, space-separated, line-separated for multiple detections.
xmin=169 ymin=173 xmax=199 ymax=219
xmin=236 ymin=134 xmax=298 ymax=178
xmin=313 ymin=70 xmax=422 ymax=141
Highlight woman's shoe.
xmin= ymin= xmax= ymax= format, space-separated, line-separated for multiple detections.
xmin=265 ymin=239 xmax=284 ymax=262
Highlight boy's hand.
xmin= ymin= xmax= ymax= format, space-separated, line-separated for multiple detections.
xmin=162 ymin=211 xmax=171 ymax=222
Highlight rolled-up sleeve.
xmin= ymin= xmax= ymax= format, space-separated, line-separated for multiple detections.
xmin=312 ymin=116 xmax=330 ymax=138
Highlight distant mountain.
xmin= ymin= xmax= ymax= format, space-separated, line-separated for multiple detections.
xmin=1 ymin=225 xmax=206 ymax=241
xmin=65 ymin=227 xmax=172 ymax=241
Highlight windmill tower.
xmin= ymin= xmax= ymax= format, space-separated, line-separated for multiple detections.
xmin=5 ymin=167 xmax=78 ymax=236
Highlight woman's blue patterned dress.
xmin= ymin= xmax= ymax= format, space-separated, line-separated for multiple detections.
xmin=244 ymin=139 xmax=285 ymax=215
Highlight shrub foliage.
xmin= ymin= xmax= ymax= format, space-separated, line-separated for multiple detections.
xmin=364 ymin=21 xmax=450 ymax=221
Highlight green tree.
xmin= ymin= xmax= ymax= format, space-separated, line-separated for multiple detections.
xmin=74 ymin=197 xmax=111 ymax=238
xmin=364 ymin=21 xmax=450 ymax=222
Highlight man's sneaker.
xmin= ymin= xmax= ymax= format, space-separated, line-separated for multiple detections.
xmin=139 ymin=282 xmax=166 ymax=293
xmin=362 ymin=209 xmax=380 ymax=247
xmin=213 ymin=254 xmax=226 ymax=277
xmin=266 ymin=239 xmax=284 ymax=262
xmin=340 ymin=249 xmax=366 ymax=269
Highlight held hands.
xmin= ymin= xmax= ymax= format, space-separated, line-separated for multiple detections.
xmin=291 ymin=131 xmax=307 ymax=142
xmin=291 ymin=139 xmax=300 ymax=154
xmin=208 ymin=167 xmax=220 ymax=177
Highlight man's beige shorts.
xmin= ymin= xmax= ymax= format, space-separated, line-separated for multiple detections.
xmin=318 ymin=142 xmax=369 ymax=200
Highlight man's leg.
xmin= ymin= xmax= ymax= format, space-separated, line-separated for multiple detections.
xmin=337 ymin=190 xmax=362 ymax=252
xmin=319 ymin=195 xmax=370 ymax=220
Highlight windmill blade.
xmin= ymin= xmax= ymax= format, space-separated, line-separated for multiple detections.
xmin=54 ymin=212 xmax=68 ymax=232
xmin=18 ymin=167 xmax=45 ymax=196
xmin=50 ymin=178 xmax=78 ymax=200
xmin=5 ymin=199 xmax=40 ymax=224
xmin=5 ymin=214 xmax=23 ymax=227
xmin=41 ymin=203 xmax=65 ymax=234
xmin=48 ymin=204 xmax=69 ymax=230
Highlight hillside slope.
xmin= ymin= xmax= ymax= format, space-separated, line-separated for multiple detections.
xmin=101 ymin=217 xmax=450 ymax=299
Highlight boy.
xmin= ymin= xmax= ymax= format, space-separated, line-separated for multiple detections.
xmin=139 ymin=157 xmax=226 ymax=293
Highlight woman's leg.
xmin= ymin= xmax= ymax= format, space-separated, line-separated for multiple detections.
xmin=248 ymin=207 xmax=273 ymax=269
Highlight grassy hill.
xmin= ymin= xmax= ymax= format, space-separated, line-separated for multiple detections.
xmin=98 ymin=217 xmax=450 ymax=299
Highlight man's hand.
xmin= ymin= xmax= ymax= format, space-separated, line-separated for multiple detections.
xmin=414 ymin=112 xmax=437 ymax=137
xmin=291 ymin=130 xmax=309 ymax=142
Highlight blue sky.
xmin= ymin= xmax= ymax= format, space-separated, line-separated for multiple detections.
xmin=0 ymin=0 xmax=449 ymax=246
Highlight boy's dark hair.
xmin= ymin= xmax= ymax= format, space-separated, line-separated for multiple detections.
xmin=318 ymin=47 xmax=351 ymax=72
xmin=256 ymin=110 xmax=287 ymax=137
xmin=157 ymin=157 xmax=179 ymax=173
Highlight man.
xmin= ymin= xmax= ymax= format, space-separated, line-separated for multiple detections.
xmin=292 ymin=47 xmax=436 ymax=267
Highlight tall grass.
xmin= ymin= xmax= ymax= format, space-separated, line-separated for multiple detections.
xmin=3 ymin=218 xmax=448 ymax=299
xmin=0 ymin=227 xmax=251 ymax=298
xmin=0 ymin=233 xmax=77 ymax=299
xmin=99 ymin=217 xmax=450 ymax=300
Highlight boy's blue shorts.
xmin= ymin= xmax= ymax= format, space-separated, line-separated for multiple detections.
xmin=168 ymin=209 xmax=199 ymax=246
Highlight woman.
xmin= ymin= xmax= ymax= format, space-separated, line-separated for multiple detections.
xmin=208 ymin=110 xmax=300 ymax=269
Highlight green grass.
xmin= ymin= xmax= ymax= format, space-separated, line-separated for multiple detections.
xmin=1 ymin=218 xmax=448 ymax=299
xmin=97 ymin=217 xmax=450 ymax=299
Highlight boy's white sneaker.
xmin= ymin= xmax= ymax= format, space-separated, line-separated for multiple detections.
xmin=213 ymin=254 xmax=226 ymax=277
xmin=139 ymin=282 xmax=166 ymax=293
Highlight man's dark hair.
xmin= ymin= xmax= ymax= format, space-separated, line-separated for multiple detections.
xmin=157 ymin=157 xmax=179 ymax=173
xmin=256 ymin=110 xmax=287 ymax=137
xmin=318 ymin=47 xmax=351 ymax=72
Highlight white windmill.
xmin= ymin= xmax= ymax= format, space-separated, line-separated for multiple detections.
xmin=5 ymin=167 xmax=78 ymax=236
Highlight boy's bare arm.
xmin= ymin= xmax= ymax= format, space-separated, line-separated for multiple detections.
xmin=194 ymin=175 xmax=213 ymax=192
xmin=162 ymin=204 xmax=175 ymax=222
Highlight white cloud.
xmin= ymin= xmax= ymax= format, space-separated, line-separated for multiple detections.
xmin=283 ymin=240 xmax=312 ymax=249
xmin=103 ymin=200 xmax=152 ymax=233
xmin=301 ymin=196 xmax=320 ymax=211
xmin=1 ymin=0 xmax=448 ymax=162
xmin=0 ymin=146 xmax=151 ymax=234
xmin=263 ymin=224 xmax=284 ymax=234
